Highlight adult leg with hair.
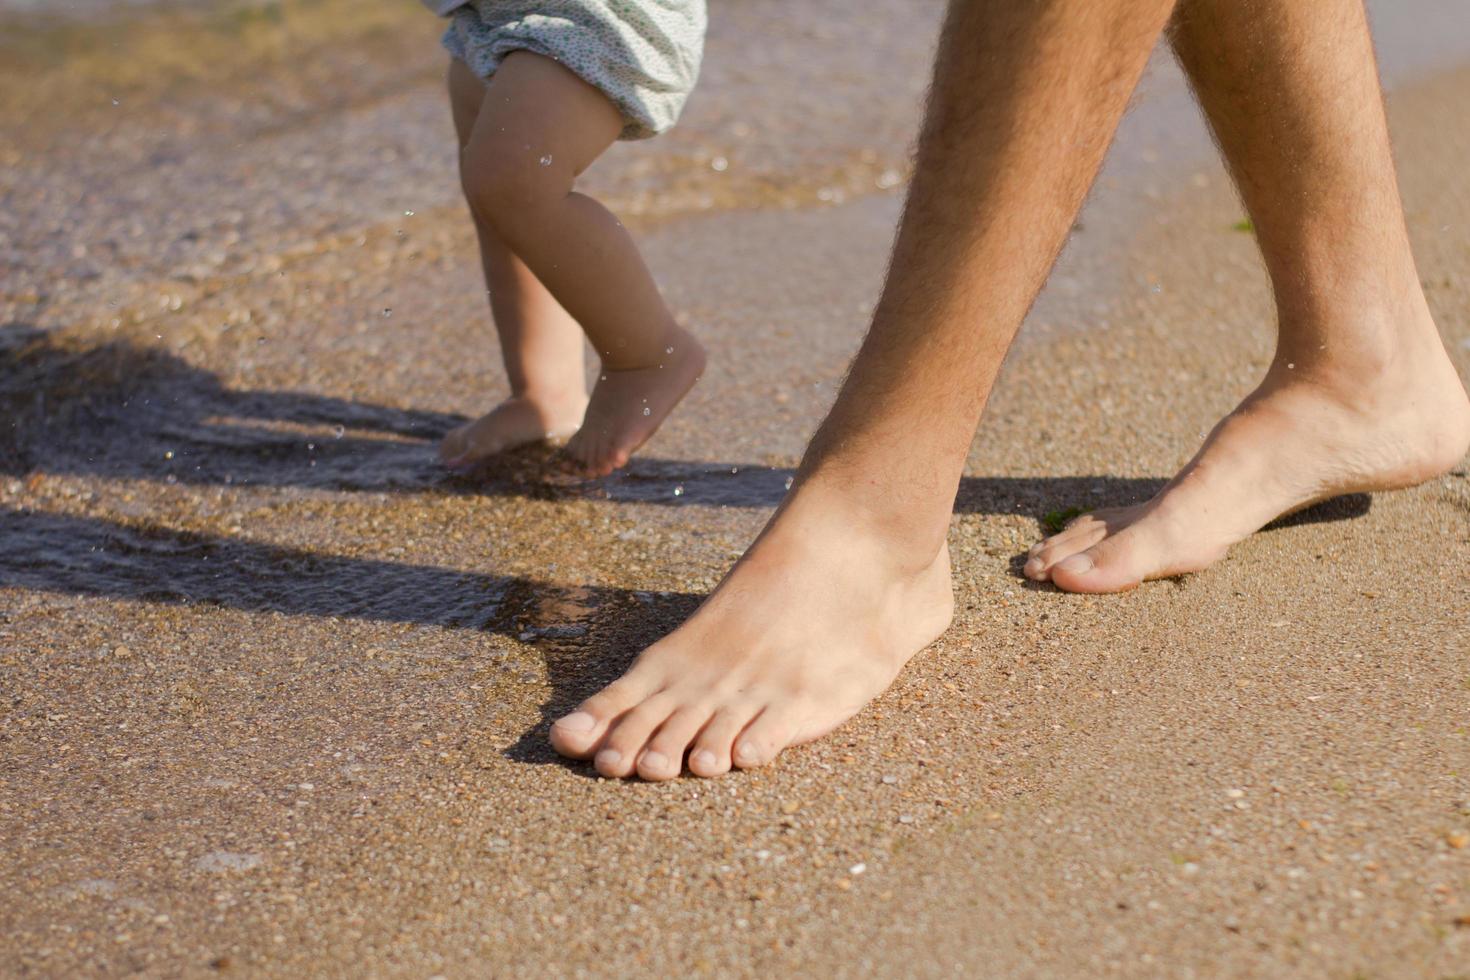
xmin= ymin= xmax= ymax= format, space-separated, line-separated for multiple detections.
xmin=549 ymin=0 xmax=1180 ymax=780
xmin=1026 ymin=0 xmax=1470 ymax=592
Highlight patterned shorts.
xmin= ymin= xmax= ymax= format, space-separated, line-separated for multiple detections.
xmin=441 ymin=0 xmax=706 ymax=140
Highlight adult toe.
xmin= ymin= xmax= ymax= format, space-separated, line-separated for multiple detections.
xmin=550 ymin=672 xmax=661 ymax=759
xmin=687 ymin=705 xmax=760 ymax=778
xmin=594 ymin=695 xmax=679 ymax=778
xmin=732 ymin=705 xmax=802 ymax=770
xmin=1047 ymin=531 xmax=1149 ymax=594
xmin=635 ymin=705 xmax=713 ymax=781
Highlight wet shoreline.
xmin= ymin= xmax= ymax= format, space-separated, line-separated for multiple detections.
xmin=4 ymin=2 xmax=1470 ymax=976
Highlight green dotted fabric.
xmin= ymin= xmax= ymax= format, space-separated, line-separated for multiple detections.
xmin=437 ymin=0 xmax=706 ymax=140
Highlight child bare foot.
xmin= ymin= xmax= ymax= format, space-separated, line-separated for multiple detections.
xmin=564 ymin=329 xmax=705 ymax=476
xmin=440 ymin=392 xmax=587 ymax=470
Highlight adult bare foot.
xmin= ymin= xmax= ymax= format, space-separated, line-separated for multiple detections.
xmin=1025 ymin=311 xmax=1470 ymax=593
xmin=563 ymin=327 xmax=706 ymax=477
xmin=439 ymin=391 xmax=588 ymax=470
xmin=549 ymin=489 xmax=954 ymax=779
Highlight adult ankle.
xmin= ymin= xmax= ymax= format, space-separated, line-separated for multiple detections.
xmin=1273 ymin=289 xmax=1440 ymax=381
xmin=779 ymin=470 xmax=953 ymax=573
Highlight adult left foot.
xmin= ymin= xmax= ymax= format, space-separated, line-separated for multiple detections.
xmin=1025 ymin=311 xmax=1470 ymax=593
xmin=548 ymin=486 xmax=955 ymax=779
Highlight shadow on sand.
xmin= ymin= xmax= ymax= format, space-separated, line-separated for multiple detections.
xmin=0 ymin=324 xmax=1373 ymax=769
xmin=0 ymin=324 xmax=1374 ymax=517
xmin=0 ymin=503 xmax=699 ymax=770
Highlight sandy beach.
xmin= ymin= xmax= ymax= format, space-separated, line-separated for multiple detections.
xmin=2 ymin=0 xmax=1468 ymax=975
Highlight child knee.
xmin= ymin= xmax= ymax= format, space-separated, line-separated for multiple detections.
xmin=459 ymin=141 xmax=562 ymax=236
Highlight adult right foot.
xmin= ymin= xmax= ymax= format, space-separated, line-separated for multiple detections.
xmin=1024 ymin=307 xmax=1470 ymax=592
xmin=548 ymin=488 xmax=955 ymax=779
xmin=439 ymin=391 xmax=588 ymax=470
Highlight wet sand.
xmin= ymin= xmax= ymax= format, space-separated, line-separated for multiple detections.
xmin=3 ymin=1 xmax=1469 ymax=976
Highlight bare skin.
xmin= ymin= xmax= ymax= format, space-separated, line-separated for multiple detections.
xmin=552 ymin=0 xmax=1183 ymax=779
xmin=1025 ymin=0 xmax=1470 ymax=592
xmin=441 ymin=54 xmax=705 ymax=476
xmin=553 ymin=0 xmax=1470 ymax=779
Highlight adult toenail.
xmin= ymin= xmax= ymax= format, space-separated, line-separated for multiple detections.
xmin=555 ymin=712 xmax=595 ymax=733
xmin=1056 ymin=554 xmax=1094 ymax=575
xmin=640 ymin=750 xmax=670 ymax=773
xmin=691 ymin=749 xmax=718 ymax=772
xmin=594 ymin=749 xmax=621 ymax=769
xmin=734 ymin=742 xmax=759 ymax=765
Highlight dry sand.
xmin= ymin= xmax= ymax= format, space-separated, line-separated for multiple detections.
xmin=2 ymin=1 xmax=1468 ymax=976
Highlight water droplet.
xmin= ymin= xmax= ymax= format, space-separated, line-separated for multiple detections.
xmin=1286 ymin=362 xmax=1295 ymax=369
xmin=784 ymin=477 xmax=794 ymax=490
xmin=539 ymin=154 xmax=553 ymax=166
xmin=163 ymin=450 xmax=174 ymax=460
xmin=404 ymin=210 xmax=415 ymax=216
xmin=111 ymin=98 xmax=120 ymax=107
xmin=665 ymin=346 xmax=674 ymax=355
xmin=381 ymin=308 xmax=392 ymax=318
xmin=333 ymin=425 xmax=345 ymax=439
xmin=306 ymin=443 xmax=316 ymax=451
xmin=730 ymin=466 xmax=739 ymax=475
xmin=672 ymin=485 xmax=684 ymax=496
xmin=710 ymin=156 xmax=728 ymax=172
xmin=642 ymin=407 xmax=651 ymax=416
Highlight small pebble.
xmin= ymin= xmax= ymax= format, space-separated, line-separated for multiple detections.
xmin=195 ymin=851 xmax=262 ymax=873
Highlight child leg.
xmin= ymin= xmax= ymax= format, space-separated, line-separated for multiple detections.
xmin=458 ymin=51 xmax=705 ymax=477
xmin=440 ymin=58 xmax=589 ymax=468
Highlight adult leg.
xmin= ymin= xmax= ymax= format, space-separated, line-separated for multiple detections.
xmin=1026 ymin=0 xmax=1470 ymax=592
xmin=439 ymin=58 xmax=589 ymax=468
xmin=550 ymin=0 xmax=1180 ymax=779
